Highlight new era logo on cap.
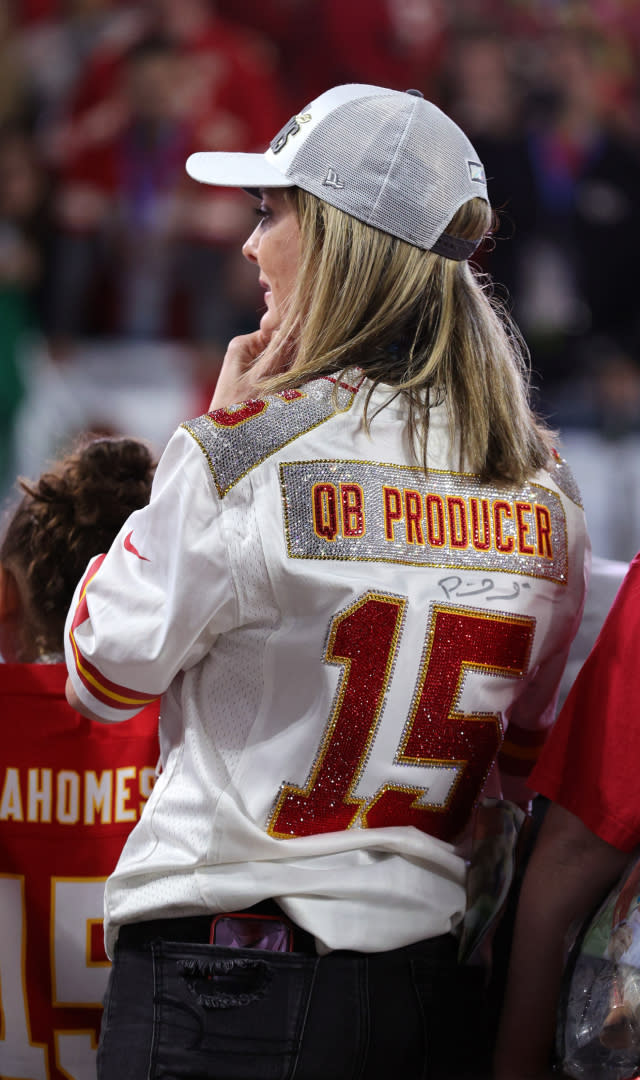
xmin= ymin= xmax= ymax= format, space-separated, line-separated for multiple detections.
xmin=323 ymin=168 xmax=344 ymax=189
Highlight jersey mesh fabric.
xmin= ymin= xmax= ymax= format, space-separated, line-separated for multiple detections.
xmin=196 ymin=491 xmax=276 ymax=784
xmin=198 ymin=631 xmax=271 ymax=778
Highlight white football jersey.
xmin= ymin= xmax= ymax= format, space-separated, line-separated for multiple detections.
xmin=65 ymin=374 xmax=589 ymax=956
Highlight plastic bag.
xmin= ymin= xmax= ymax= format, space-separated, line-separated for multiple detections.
xmin=458 ymin=798 xmax=525 ymax=967
xmin=558 ymin=855 xmax=640 ymax=1079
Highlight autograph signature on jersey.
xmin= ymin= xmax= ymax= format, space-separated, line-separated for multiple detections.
xmin=438 ymin=575 xmax=557 ymax=604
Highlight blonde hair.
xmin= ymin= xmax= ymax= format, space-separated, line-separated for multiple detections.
xmin=261 ymin=189 xmax=554 ymax=485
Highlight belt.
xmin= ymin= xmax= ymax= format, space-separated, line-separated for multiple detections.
xmin=117 ymin=899 xmax=317 ymax=955
xmin=117 ymin=903 xmax=459 ymax=964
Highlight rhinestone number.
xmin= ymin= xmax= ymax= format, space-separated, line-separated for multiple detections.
xmin=269 ymin=595 xmax=535 ymax=843
xmin=269 ymin=593 xmax=404 ymax=837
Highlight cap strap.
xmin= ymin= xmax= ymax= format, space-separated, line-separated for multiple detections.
xmin=430 ymin=233 xmax=481 ymax=261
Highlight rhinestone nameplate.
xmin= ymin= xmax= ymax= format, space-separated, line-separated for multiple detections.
xmin=280 ymin=459 xmax=568 ymax=583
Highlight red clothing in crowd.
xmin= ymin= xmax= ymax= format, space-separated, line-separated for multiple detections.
xmin=57 ymin=7 xmax=283 ymax=243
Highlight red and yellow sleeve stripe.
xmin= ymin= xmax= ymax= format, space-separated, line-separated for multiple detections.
xmin=68 ymin=555 xmax=158 ymax=711
xmin=498 ymin=722 xmax=550 ymax=778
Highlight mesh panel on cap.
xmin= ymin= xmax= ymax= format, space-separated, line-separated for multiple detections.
xmin=286 ymin=92 xmax=486 ymax=250
xmin=290 ymin=97 xmax=403 ymax=226
xmin=381 ymin=102 xmax=482 ymax=246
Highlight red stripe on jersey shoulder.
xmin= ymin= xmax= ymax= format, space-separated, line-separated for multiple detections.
xmin=68 ymin=554 xmax=157 ymax=711
xmin=323 ymin=374 xmax=363 ymax=394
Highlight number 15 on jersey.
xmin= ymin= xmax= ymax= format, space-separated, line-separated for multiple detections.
xmin=269 ymin=593 xmax=535 ymax=843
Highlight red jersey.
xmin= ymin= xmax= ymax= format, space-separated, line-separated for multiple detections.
xmin=0 ymin=662 xmax=159 ymax=1080
xmin=531 ymin=552 xmax=640 ymax=852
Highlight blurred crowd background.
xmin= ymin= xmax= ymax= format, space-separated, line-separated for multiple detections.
xmin=2 ymin=0 xmax=640 ymax=560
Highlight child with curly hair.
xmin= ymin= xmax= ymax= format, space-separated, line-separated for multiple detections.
xmin=0 ymin=436 xmax=159 ymax=1080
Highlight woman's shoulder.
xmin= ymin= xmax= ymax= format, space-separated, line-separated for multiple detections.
xmin=179 ymin=376 xmax=361 ymax=499
xmin=540 ymin=447 xmax=584 ymax=510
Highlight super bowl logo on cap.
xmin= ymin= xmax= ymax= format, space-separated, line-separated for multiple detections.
xmin=271 ymin=113 xmax=312 ymax=154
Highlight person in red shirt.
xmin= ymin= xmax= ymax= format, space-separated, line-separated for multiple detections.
xmin=495 ymin=555 xmax=640 ymax=1079
xmin=0 ymin=436 xmax=160 ymax=1080
xmin=49 ymin=0 xmax=283 ymax=348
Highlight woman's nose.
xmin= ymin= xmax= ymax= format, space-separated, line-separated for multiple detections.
xmin=242 ymin=227 xmax=259 ymax=264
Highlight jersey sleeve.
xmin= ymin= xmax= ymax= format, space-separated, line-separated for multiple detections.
xmin=530 ymin=552 xmax=640 ymax=851
xmin=64 ymin=426 xmax=239 ymax=722
xmin=498 ymin=648 xmax=573 ymax=809
xmin=495 ymin=535 xmax=591 ymax=810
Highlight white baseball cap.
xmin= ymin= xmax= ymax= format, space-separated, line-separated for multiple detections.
xmin=186 ymin=83 xmax=489 ymax=260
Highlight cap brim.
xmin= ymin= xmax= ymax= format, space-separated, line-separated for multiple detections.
xmin=186 ymin=151 xmax=294 ymax=191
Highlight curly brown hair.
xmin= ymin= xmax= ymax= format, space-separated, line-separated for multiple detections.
xmin=1 ymin=436 xmax=155 ymax=658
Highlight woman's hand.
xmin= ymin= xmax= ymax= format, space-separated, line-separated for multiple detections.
xmin=209 ymin=328 xmax=288 ymax=410
xmin=208 ymin=330 xmax=268 ymax=410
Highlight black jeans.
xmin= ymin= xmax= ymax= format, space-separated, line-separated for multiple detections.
xmin=98 ymin=913 xmax=490 ymax=1080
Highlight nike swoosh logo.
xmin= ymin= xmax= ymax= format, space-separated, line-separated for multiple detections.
xmin=124 ymin=531 xmax=150 ymax=561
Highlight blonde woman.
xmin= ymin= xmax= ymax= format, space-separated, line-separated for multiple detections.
xmin=64 ymin=85 xmax=589 ymax=1080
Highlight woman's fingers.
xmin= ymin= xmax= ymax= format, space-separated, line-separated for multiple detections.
xmin=208 ymin=330 xmax=270 ymax=409
xmin=208 ymin=320 xmax=297 ymax=410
